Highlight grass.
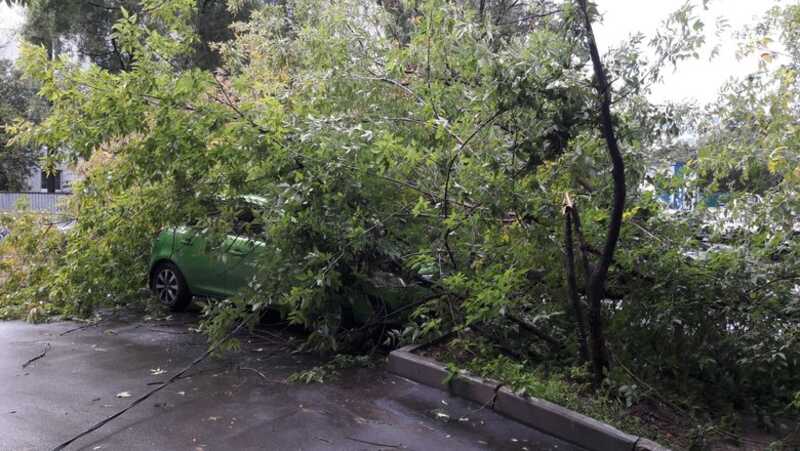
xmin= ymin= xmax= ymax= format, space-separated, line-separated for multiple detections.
xmin=422 ymin=335 xmax=690 ymax=448
xmin=422 ymin=334 xmax=800 ymax=450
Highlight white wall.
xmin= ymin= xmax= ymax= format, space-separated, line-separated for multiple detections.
xmin=22 ymin=163 xmax=79 ymax=193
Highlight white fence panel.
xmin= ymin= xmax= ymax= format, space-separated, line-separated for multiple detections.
xmin=0 ymin=192 xmax=71 ymax=213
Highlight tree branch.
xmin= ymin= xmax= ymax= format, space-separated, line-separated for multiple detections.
xmin=508 ymin=313 xmax=563 ymax=352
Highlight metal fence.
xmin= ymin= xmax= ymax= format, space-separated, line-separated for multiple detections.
xmin=0 ymin=192 xmax=71 ymax=213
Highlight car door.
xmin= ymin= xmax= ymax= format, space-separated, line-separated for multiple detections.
xmin=221 ymin=205 xmax=267 ymax=295
xmin=222 ymin=235 xmax=266 ymax=295
xmin=172 ymin=226 xmax=229 ymax=297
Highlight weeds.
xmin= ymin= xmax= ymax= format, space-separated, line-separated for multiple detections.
xmin=287 ymin=354 xmax=373 ymax=385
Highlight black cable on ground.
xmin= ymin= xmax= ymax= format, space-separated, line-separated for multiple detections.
xmin=52 ymin=316 xmax=254 ymax=451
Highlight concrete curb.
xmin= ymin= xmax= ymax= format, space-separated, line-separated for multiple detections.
xmin=388 ymin=345 xmax=670 ymax=451
xmin=635 ymin=438 xmax=672 ymax=451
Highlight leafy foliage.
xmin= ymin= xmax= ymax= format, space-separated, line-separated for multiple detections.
xmin=0 ymin=59 xmax=45 ymax=191
xmin=286 ymin=354 xmax=372 ymax=384
xmin=19 ymin=0 xmax=262 ymax=70
xmin=439 ymin=337 xmax=652 ymax=438
xmin=0 ymin=211 xmax=66 ymax=320
xmin=2 ymin=0 xmax=799 ymax=445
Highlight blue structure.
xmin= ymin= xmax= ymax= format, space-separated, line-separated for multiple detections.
xmin=658 ymin=161 xmax=691 ymax=210
xmin=657 ymin=161 xmax=727 ymax=210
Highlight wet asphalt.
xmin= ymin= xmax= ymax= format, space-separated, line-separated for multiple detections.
xmin=0 ymin=310 xmax=584 ymax=451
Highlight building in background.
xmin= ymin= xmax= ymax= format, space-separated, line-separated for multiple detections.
xmin=22 ymin=163 xmax=78 ymax=193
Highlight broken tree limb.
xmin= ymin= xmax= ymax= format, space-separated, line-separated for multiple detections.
xmin=238 ymin=366 xmax=285 ymax=384
xmin=566 ymin=195 xmax=593 ymax=280
xmin=471 ymin=322 xmax=541 ymax=362
xmin=21 ymin=343 xmax=51 ymax=369
xmin=346 ymin=436 xmax=401 ymax=448
xmin=507 ymin=314 xmax=562 ymax=351
xmin=59 ymin=322 xmax=100 ymax=336
xmin=563 ymin=194 xmax=589 ymax=363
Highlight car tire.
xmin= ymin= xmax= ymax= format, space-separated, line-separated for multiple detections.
xmin=150 ymin=262 xmax=192 ymax=312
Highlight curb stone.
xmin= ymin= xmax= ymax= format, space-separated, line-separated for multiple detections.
xmin=635 ymin=438 xmax=671 ymax=451
xmin=450 ymin=370 xmax=502 ymax=407
xmin=387 ymin=346 xmax=449 ymax=390
xmin=388 ymin=345 xmax=670 ymax=451
xmin=494 ymin=386 xmax=637 ymax=451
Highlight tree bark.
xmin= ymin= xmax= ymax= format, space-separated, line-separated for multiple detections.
xmin=576 ymin=0 xmax=626 ymax=387
xmin=563 ymin=194 xmax=589 ymax=363
xmin=569 ymin=199 xmax=593 ymax=282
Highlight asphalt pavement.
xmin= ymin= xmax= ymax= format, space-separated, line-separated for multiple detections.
xmin=0 ymin=310 xmax=584 ymax=451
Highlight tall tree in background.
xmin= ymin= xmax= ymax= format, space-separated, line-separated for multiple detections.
xmin=0 ymin=59 xmax=44 ymax=191
xmin=16 ymin=0 xmax=263 ymax=71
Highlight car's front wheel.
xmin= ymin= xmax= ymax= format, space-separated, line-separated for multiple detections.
xmin=150 ymin=262 xmax=192 ymax=312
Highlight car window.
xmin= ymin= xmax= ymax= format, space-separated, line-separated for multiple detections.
xmin=186 ymin=197 xmax=221 ymax=227
xmin=231 ymin=205 xmax=264 ymax=239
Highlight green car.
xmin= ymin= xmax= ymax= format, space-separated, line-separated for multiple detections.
xmin=148 ymin=196 xmax=268 ymax=311
xmin=149 ymin=195 xmax=427 ymax=322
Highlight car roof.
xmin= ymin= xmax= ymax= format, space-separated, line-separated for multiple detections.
xmin=238 ymin=195 xmax=270 ymax=207
xmin=209 ymin=194 xmax=269 ymax=208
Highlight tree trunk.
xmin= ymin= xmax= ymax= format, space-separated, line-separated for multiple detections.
xmin=563 ymin=195 xmax=590 ymax=363
xmin=569 ymin=200 xmax=593 ymax=282
xmin=576 ymin=0 xmax=626 ymax=387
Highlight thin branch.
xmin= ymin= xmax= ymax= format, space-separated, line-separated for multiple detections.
xmin=87 ymin=1 xmax=118 ymax=11
xmin=508 ymin=314 xmax=562 ymax=351
xmin=346 ymin=437 xmax=401 ymax=449
xmin=629 ymin=220 xmax=663 ymax=244
xmin=239 ymin=366 xmax=285 ymax=384
xmin=440 ymin=108 xmax=508 ymax=269
xmin=355 ymin=74 xmax=465 ymax=146
xmin=59 ymin=321 xmax=100 ymax=336
xmin=21 ymin=343 xmax=51 ymax=369
xmin=745 ymin=275 xmax=800 ymax=295
xmin=493 ymin=9 xmax=563 ymax=27
xmin=52 ymin=314 xmax=257 ymax=451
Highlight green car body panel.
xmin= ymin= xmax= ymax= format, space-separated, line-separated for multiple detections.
xmin=149 ymin=226 xmax=266 ymax=299
xmin=149 ymin=195 xmax=268 ymax=300
xmin=148 ymin=196 xmax=425 ymax=321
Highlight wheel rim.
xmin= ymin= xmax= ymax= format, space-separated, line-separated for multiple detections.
xmin=155 ymin=268 xmax=179 ymax=305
